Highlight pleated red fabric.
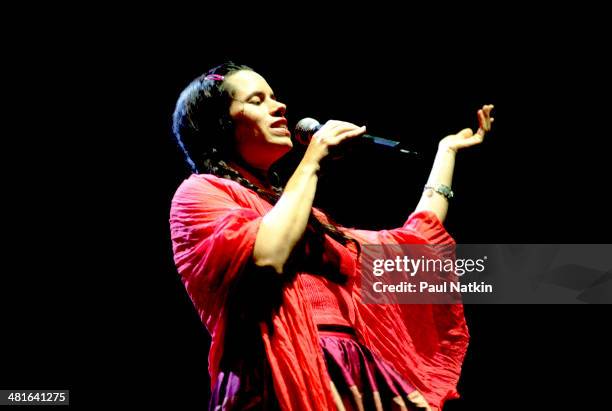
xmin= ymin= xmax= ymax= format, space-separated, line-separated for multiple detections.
xmin=170 ymin=174 xmax=469 ymax=410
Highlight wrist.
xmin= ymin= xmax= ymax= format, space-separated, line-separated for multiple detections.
xmin=424 ymin=183 xmax=454 ymax=200
xmin=437 ymin=142 xmax=458 ymax=155
xmin=296 ymin=158 xmax=321 ymax=176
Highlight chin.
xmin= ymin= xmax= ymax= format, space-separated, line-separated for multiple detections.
xmin=282 ymin=138 xmax=294 ymax=149
xmin=269 ymin=136 xmax=293 ymax=149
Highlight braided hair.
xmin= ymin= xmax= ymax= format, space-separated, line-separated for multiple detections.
xmin=172 ymin=62 xmax=360 ymax=257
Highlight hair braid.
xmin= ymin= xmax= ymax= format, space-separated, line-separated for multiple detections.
xmin=206 ymin=158 xmax=361 ymax=256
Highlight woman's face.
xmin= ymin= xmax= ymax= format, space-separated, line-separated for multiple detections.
xmin=225 ymin=70 xmax=292 ymax=171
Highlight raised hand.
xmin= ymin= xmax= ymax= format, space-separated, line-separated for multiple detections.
xmin=439 ymin=104 xmax=495 ymax=153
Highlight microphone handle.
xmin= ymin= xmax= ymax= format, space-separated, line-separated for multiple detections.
xmin=361 ymin=134 xmax=419 ymax=155
xmin=308 ymin=124 xmax=418 ymax=155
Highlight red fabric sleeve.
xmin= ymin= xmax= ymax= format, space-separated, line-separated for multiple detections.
xmin=169 ymin=176 xmax=263 ymax=384
xmin=342 ymin=209 xmax=469 ymax=411
xmin=337 ymin=210 xmax=454 ymax=248
xmin=401 ymin=210 xmax=456 ymax=246
xmin=170 ymin=176 xmax=263 ymax=305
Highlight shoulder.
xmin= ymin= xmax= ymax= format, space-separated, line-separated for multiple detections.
xmin=173 ymin=174 xmax=255 ymax=202
xmin=171 ymin=174 xmax=267 ymax=219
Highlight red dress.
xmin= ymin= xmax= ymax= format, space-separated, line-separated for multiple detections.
xmin=170 ymin=174 xmax=469 ymax=410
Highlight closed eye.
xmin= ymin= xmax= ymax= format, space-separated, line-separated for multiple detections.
xmin=248 ymin=96 xmax=263 ymax=105
xmin=243 ymin=91 xmax=277 ymax=105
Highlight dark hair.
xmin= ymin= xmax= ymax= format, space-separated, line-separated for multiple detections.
xmin=172 ymin=62 xmax=251 ymax=174
xmin=172 ymin=62 xmax=360 ymax=260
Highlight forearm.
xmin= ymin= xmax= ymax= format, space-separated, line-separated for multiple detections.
xmin=253 ymin=119 xmax=367 ymax=273
xmin=414 ymin=145 xmax=457 ymax=223
xmin=253 ymin=159 xmax=320 ymax=274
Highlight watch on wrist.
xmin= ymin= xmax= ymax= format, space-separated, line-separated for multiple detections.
xmin=424 ymin=184 xmax=454 ymax=200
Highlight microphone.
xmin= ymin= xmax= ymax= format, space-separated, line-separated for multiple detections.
xmin=294 ymin=117 xmax=418 ymax=155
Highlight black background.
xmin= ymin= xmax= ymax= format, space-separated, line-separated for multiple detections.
xmin=3 ymin=5 xmax=611 ymax=409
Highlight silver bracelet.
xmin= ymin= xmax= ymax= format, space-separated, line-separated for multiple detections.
xmin=424 ymin=184 xmax=454 ymax=200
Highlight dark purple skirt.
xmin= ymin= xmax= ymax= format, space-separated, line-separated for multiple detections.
xmin=318 ymin=326 xmax=424 ymax=411
xmin=210 ymin=327 xmax=426 ymax=410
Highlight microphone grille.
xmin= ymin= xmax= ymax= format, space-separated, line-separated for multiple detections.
xmin=294 ymin=117 xmax=321 ymax=145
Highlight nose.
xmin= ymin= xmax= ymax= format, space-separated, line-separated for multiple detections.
xmin=270 ymin=99 xmax=286 ymax=117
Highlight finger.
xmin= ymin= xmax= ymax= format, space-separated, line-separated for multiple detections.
xmin=476 ymin=120 xmax=487 ymax=137
xmin=328 ymin=127 xmax=366 ymax=146
xmin=480 ymin=109 xmax=493 ymax=132
xmin=332 ymin=124 xmax=365 ymax=138
xmin=476 ymin=105 xmax=493 ymax=135
xmin=317 ymin=122 xmax=362 ymax=140
xmin=458 ymin=128 xmax=473 ymax=138
xmin=322 ymin=120 xmax=358 ymax=133
xmin=462 ymin=134 xmax=485 ymax=146
xmin=325 ymin=120 xmax=361 ymax=130
xmin=477 ymin=109 xmax=485 ymax=129
xmin=464 ymin=134 xmax=484 ymax=144
xmin=321 ymin=120 xmax=348 ymax=132
xmin=476 ymin=113 xmax=490 ymax=136
xmin=331 ymin=125 xmax=367 ymax=144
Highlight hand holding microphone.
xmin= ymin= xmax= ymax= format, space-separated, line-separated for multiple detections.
xmin=297 ymin=119 xmax=368 ymax=165
xmin=295 ymin=117 xmax=419 ymax=156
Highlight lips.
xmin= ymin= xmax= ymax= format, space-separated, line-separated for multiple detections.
xmin=270 ymin=118 xmax=288 ymax=129
xmin=270 ymin=118 xmax=290 ymax=136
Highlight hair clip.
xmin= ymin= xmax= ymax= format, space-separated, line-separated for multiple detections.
xmin=204 ymin=74 xmax=225 ymax=81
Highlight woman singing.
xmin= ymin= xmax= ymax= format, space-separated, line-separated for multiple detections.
xmin=170 ymin=62 xmax=494 ymax=410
